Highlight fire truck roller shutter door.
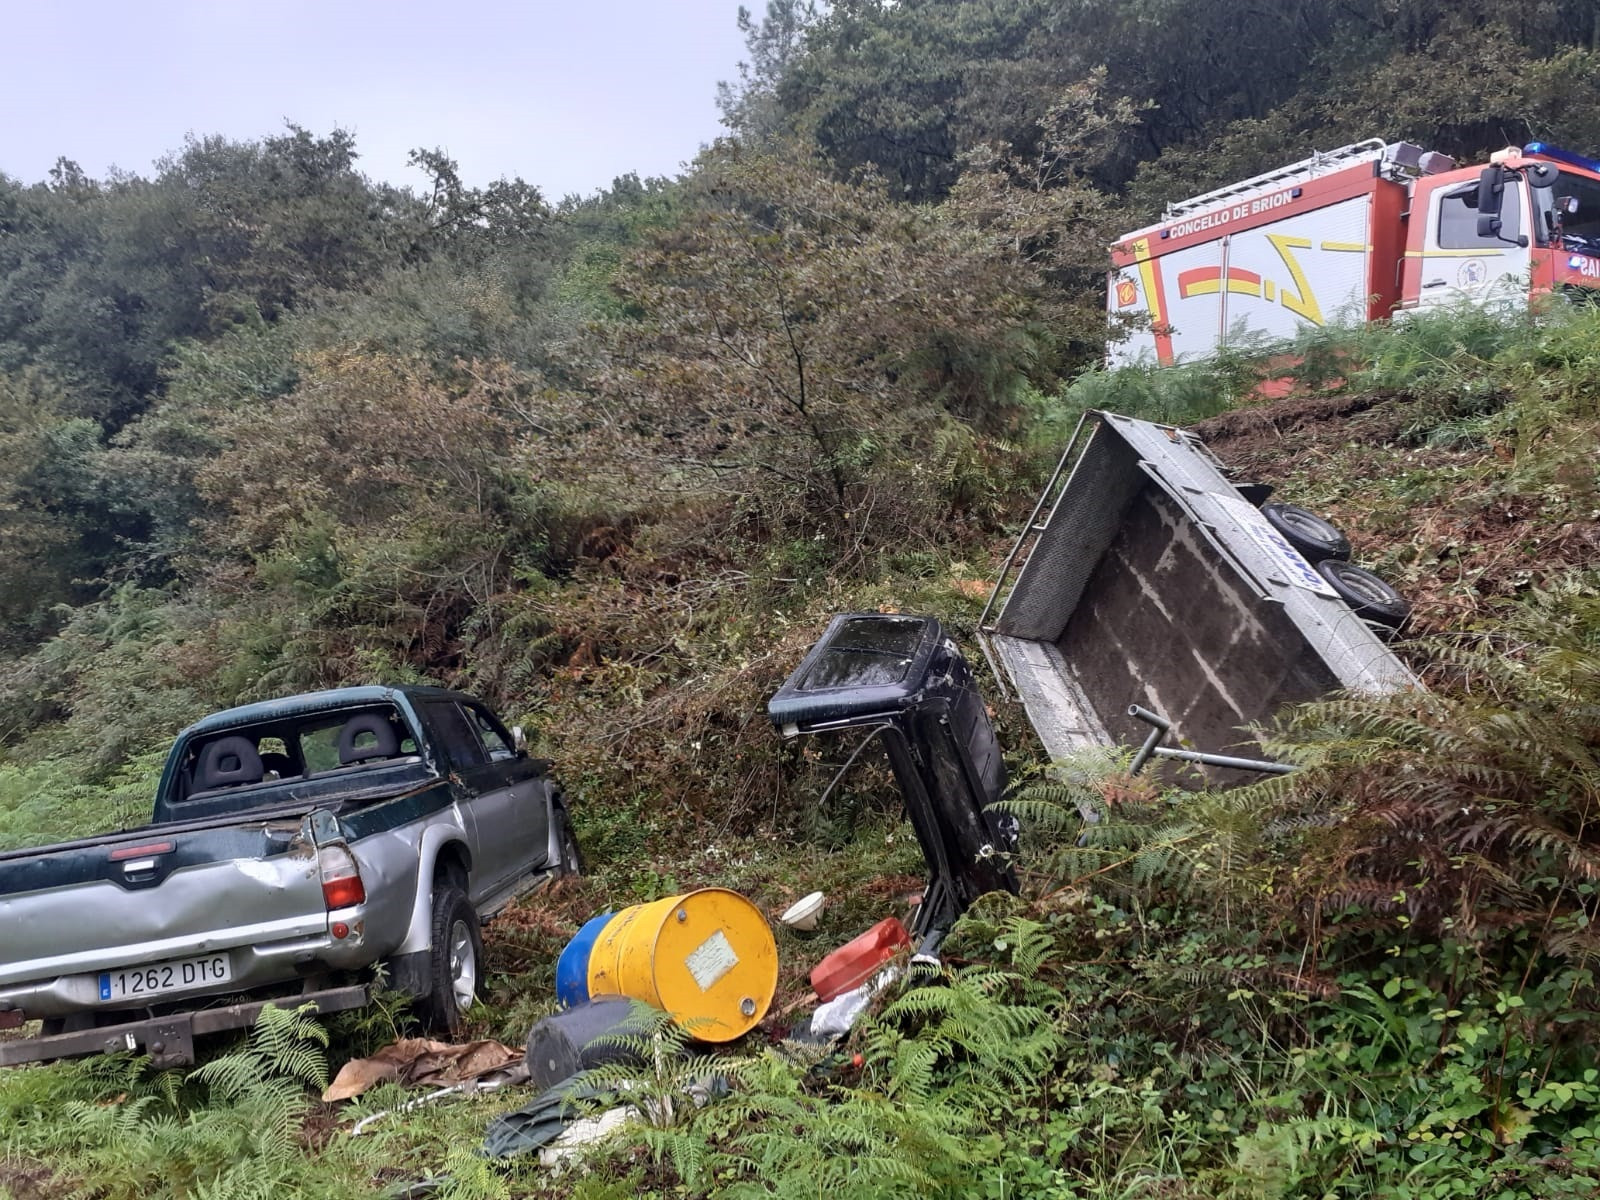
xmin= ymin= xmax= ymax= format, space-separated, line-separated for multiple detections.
xmin=1158 ymin=237 xmax=1226 ymax=363
xmin=1222 ymin=194 xmax=1373 ymax=344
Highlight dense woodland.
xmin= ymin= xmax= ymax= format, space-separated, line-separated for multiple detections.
xmin=5 ymin=2 xmax=1600 ymax=1196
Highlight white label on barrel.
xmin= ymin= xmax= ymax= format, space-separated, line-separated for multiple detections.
xmin=685 ymin=930 xmax=739 ymax=992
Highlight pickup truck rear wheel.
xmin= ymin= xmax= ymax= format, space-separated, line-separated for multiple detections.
xmin=416 ymin=886 xmax=481 ymax=1036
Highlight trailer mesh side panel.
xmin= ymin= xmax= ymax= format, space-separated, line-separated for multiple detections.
xmin=995 ymin=426 xmax=1145 ymax=643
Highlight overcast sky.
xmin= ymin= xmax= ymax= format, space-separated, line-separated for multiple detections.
xmin=1 ymin=0 xmax=753 ymax=200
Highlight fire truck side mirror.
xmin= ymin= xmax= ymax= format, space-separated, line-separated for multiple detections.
xmin=1475 ymin=165 xmax=1506 ymax=238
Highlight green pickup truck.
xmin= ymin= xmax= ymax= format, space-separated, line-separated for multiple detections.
xmin=0 ymin=685 xmax=579 ymax=1067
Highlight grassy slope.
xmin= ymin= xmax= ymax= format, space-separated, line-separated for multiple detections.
xmin=4 ymin=309 xmax=1600 ymax=1198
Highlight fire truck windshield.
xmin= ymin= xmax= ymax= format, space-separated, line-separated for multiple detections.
xmin=1540 ymin=171 xmax=1600 ymax=250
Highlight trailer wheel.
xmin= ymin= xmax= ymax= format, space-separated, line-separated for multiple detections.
xmin=415 ymin=886 xmax=481 ymax=1036
xmin=1316 ymin=559 xmax=1410 ymax=635
xmin=1261 ymin=503 xmax=1351 ymax=563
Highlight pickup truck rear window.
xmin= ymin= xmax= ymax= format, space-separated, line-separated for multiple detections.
xmin=173 ymin=704 xmax=421 ymax=802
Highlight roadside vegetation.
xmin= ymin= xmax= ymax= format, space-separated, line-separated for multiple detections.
xmin=4 ymin=2 xmax=1600 ymax=1196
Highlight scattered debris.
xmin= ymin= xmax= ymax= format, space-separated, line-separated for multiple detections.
xmin=768 ymin=615 xmax=1018 ymax=945
xmin=555 ymin=888 xmax=778 ymax=1041
xmin=524 ymin=997 xmax=650 ymax=1092
xmin=482 ymin=1073 xmax=729 ymax=1163
xmin=538 ymin=1102 xmax=640 ymax=1169
xmin=810 ymin=917 xmax=911 ymax=1003
xmin=778 ymin=890 xmax=826 ymax=931
xmin=481 ymin=1077 xmax=620 ymax=1161
xmin=809 ymin=967 xmax=900 ymax=1039
xmin=323 ymin=1037 xmax=524 ymax=1103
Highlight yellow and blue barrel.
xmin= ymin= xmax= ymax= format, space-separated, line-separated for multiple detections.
xmin=555 ymin=888 xmax=777 ymax=1042
xmin=556 ymin=912 xmax=614 ymax=1008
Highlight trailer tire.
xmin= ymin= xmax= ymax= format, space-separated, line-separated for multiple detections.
xmin=1261 ymin=503 xmax=1351 ymax=563
xmin=415 ymin=886 xmax=481 ymax=1037
xmin=1315 ymin=559 xmax=1410 ymax=634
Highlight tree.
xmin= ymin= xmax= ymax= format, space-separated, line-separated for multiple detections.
xmin=717 ymin=0 xmax=821 ymax=142
xmin=0 ymin=371 xmax=85 ymax=649
xmin=596 ymin=142 xmax=1071 ymax=541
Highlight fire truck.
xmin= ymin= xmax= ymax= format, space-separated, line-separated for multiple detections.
xmin=1108 ymin=138 xmax=1600 ymax=366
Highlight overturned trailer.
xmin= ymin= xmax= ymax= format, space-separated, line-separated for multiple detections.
xmin=978 ymin=410 xmax=1417 ymax=768
xmin=768 ymin=412 xmax=1418 ymax=948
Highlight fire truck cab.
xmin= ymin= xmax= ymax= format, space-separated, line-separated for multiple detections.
xmin=1409 ymin=142 xmax=1600 ymax=315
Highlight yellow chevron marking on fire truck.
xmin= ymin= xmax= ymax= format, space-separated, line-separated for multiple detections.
xmin=1266 ymin=234 xmax=1324 ymax=325
xmin=1129 ymin=237 xmax=1167 ymax=330
xmin=1180 ymin=277 xmax=1262 ymax=298
xmin=1319 ymin=241 xmax=1369 ymax=253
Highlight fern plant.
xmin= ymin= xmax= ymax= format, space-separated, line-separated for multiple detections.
xmin=1253 ymin=575 xmax=1600 ymax=955
xmin=0 ymin=1003 xmax=356 ymax=1200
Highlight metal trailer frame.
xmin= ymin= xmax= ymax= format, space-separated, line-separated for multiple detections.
xmin=976 ymin=410 xmax=1417 ymax=766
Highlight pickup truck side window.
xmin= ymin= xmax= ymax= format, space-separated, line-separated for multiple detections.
xmin=421 ymin=701 xmax=488 ymax=771
xmin=466 ymin=704 xmax=515 ymax=762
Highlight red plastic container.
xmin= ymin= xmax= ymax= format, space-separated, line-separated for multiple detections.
xmin=809 ymin=916 xmax=911 ymax=1002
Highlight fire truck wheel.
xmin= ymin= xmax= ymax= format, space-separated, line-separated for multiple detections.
xmin=1261 ymin=503 xmax=1351 ymax=563
xmin=1315 ymin=559 xmax=1410 ymax=635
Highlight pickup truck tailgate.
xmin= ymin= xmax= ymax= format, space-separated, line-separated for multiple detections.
xmin=0 ymin=819 xmax=328 ymax=992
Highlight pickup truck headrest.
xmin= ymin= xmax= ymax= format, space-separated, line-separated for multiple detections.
xmin=338 ymin=713 xmax=400 ymax=765
xmin=196 ymin=735 xmax=265 ymax=790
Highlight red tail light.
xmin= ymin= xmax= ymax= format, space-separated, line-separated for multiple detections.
xmin=318 ymin=845 xmax=366 ymax=910
xmin=109 ymin=841 xmax=174 ymax=861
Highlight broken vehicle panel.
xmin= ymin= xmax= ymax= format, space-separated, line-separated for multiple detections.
xmin=769 ymin=614 xmax=1019 ymax=944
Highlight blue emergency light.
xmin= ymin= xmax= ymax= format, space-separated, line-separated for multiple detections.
xmin=1523 ymin=142 xmax=1600 ymax=176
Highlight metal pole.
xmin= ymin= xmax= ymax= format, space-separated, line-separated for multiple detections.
xmin=1148 ymin=746 xmax=1295 ymax=775
xmin=1126 ymin=704 xmax=1293 ymax=776
xmin=1127 ymin=705 xmax=1170 ymax=775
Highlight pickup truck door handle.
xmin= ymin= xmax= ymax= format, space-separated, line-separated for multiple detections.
xmin=1423 ymin=279 xmax=1447 ymax=288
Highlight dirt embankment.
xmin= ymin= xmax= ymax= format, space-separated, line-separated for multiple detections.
xmin=1195 ymin=390 xmax=1600 ymax=640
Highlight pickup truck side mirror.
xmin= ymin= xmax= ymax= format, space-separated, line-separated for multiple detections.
xmin=1475 ymin=165 xmax=1505 ymax=239
xmin=511 ymin=725 xmax=527 ymax=754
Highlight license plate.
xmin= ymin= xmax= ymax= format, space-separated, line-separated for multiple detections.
xmin=97 ymin=954 xmax=232 ymax=1002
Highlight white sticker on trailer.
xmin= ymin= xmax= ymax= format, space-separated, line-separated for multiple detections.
xmin=1208 ymin=493 xmax=1338 ymax=596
